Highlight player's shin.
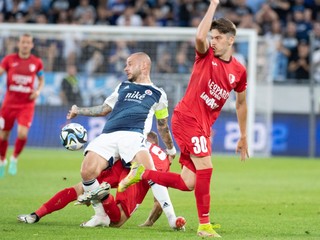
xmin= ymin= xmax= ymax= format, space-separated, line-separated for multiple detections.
xmin=91 ymin=201 xmax=108 ymax=217
xmin=102 ymin=194 xmax=121 ymax=223
xmin=195 ymin=168 xmax=213 ymax=224
xmin=13 ymin=138 xmax=27 ymax=157
xmin=0 ymin=139 xmax=8 ymax=160
xmin=144 ymin=170 xmax=190 ymax=191
xmin=149 ymin=182 xmax=177 ymax=228
xmin=35 ymin=187 xmax=77 ymax=218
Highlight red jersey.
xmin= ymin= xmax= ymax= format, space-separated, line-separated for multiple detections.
xmin=1 ymin=53 xmax=44 ymax=107
xmin=175 ymin=48 xmax=247 ymax=136
xmin=148 ymin=143 xmax=170 ymax=172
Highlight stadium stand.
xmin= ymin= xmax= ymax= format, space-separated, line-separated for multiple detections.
xmin=0 ymin=0 xmax=319 ymax=83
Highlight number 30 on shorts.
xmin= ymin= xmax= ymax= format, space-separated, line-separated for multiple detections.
xmin=191 ymin=136 xmax=208 ymax=154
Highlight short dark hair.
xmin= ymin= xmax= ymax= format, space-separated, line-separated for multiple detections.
xmin=21 ymin=33 xmax=33 ymax=38
xmin=19 ymin=33 xmax=34 ymax=42
xmin=210 ymin=18 xmax=236 ymax=36
xmin=147 ymin=131 xmax=159 ymax=145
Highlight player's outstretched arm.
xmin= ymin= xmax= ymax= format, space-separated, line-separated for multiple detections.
xmin=195 ymin=0 xmax=220 ymax=54
xmin=139 ymin=199 xmax=163 ymax=227
xmin=67 ymin=103 xmax=112 ymax=119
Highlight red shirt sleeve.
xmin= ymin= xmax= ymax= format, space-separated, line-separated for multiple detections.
xmin=234 ymin=69 xmax=247 ymax=93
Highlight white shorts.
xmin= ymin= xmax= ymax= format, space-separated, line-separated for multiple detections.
xmin=84 ymin=131 xmax=149 ymax=164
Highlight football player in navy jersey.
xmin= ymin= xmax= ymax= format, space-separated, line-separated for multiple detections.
xmin=65 ymin=52 xmax=180 ymax=228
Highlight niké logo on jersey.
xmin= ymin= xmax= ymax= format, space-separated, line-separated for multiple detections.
xmin=124 ymin=91 xmax=147 ymax=102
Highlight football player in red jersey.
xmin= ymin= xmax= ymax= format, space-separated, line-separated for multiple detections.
xmin=0 ymin=33 xmax=45 ymax=177
xmin=17 ymin=132 xmax=185 ymax=230
xmin=119 ymin=0 xmax=249 ymax=237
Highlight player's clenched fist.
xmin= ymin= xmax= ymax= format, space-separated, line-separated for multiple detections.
xmin=67 ymin=105 xmax=78 ymax=119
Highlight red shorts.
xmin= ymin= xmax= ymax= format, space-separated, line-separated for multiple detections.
xmin=97 ymin=161 xmax=128 ymax=188
xmin=0 ymin=105 xmax=34 ymax=130
xmin=96 ymin=160 xmax=153 ymax=218
xmin=171 ymin=111 xmax=212 ymax=173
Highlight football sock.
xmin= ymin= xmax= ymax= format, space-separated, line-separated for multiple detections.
xmin=91 ymin=201 xmax=107 ymax=217
xmin=143 ymin=170 xmax=190 ymax=191
xmin=82 ymin=179 xmax=106 ymax=217
xmin=195 ymin=168 xmax=212 ymax=224
xmin=30 ymin=212 xmax=40 ymax=222
xmin=0 ymin=139 xmax=8 ymax=160
xmin=35 ymin=187 xmax=77 ymax=218
xmin=150 ymin=183 xmax=177 ymax=227
xmin=82 ymin=179 xmax=99 ymax=191
xmin=102 ymin=194 xmax=121 ymax=223
xmin=13 ymin=138 xmax=27 ymax=158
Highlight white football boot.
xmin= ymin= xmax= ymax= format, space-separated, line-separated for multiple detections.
xmin=172 ymin=216 xmax=186 ymax=231
xmin=17 ymin=213 xmax=39 ymax=224
xmin=75 ymin=182 xmax=111 ymax=205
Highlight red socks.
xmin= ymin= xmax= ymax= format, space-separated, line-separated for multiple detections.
xmin=35 ymin=187 xmax=77 ymax=218
xmin=143 ymin=170 xmax=190 ymax=191
xmin=0 ymin=138 xmax=27 ymax=160
xmin=0 ymin=139 xmax=8 ymax=160
xmin=13 ymin=138 xmax=27 ymax=158
xmin=102 ymin=194 xmax=121 ymax=223
xmin=194 ymin=168 xmax=213 ymax=224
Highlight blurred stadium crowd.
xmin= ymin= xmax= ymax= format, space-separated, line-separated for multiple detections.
xmin=1 ymin=0 xmax=320 ymax=83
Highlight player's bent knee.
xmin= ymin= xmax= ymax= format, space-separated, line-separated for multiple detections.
xmin=80 ymin=167 xmax=99 ymax=181
xmin=181 ymin=167 xmax=196 ymax=190
xmin=81 ymin=153 xmax=108 ymax=180
xmin=185 ymin=181 xmax=195 ymax=191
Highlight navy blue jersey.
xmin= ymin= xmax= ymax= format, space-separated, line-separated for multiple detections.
xmin=102 ymin=81 xmax=168 ymax=135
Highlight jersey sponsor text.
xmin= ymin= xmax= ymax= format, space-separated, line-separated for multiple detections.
xmin=12 ymin=74 xmax=32 ymax=85
xmin=200 ymin=92 xmax=219 ymax=109
xmin=208 ymin=79 xmax=229 ymax=100
xmin=9 ymin=84 xmax=32 ymax=93
xmin=125 ymin=91 xmax=147 ymax=103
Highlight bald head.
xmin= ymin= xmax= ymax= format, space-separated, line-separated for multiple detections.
xmin=130 ymin=52 xmax=151 ymax=68
xmin=125 ymin=52 xmax=152 ymax=83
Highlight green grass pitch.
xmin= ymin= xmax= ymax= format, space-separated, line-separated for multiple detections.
xmin=0 ymin=148 xmax=319 ymax=240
